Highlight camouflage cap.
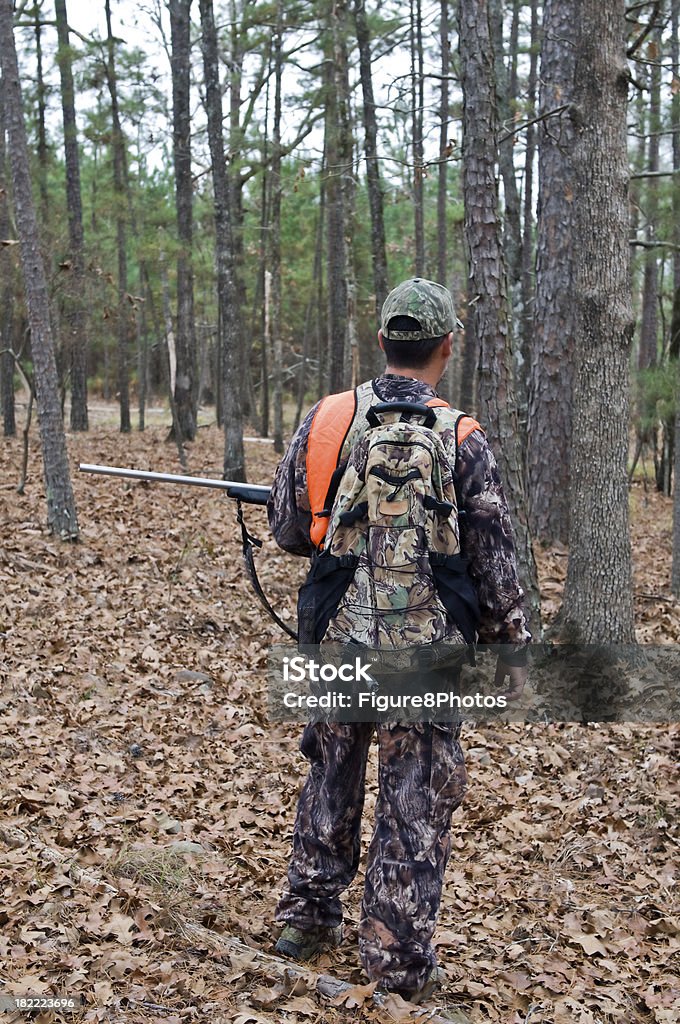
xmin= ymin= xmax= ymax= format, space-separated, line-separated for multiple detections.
xmin=381 ymin=277 xmax=461 ymax=341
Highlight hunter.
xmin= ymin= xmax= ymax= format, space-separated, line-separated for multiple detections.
xmin=267 ymin=277 xmax=530 ymax=1003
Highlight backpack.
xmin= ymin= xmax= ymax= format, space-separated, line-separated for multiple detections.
xmin=297 ymin=389 xmax=481 ymax=670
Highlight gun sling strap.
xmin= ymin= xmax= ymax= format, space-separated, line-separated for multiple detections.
xmin=236 ymin=498 xmax=299 ymax=641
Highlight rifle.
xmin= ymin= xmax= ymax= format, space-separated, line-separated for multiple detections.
xmin=78 ymin=463 xmax=297 ymax=640
xmin=79 ymin=463 xmax=270 ymax=503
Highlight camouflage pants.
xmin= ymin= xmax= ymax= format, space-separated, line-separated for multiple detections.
xmin=275 ymin=717 xmax=467 ymax=992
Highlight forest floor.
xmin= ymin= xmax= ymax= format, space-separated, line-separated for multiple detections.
xmin=0 ymin=411 xmax=678 ymax=1024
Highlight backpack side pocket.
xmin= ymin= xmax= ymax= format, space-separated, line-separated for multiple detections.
xmin=297 ymin=551 xmax=359 ymax=644
xmin=430 ymin=552 xmax=480 ymax=645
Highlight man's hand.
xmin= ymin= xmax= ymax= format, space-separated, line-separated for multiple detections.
xmin=494 ymin=658 xmax=528 ymax=701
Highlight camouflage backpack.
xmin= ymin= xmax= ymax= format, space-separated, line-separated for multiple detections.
xmin=297 ymin=389 xmax=480 ymax=669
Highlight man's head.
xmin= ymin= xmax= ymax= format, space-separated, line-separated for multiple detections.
xmin=379 ymin=277 xmax=459 ymax=378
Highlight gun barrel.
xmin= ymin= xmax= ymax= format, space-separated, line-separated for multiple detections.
xmin=78 ymin=463 xmax=270 ymax=505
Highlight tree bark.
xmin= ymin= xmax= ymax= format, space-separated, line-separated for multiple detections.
xmin=271 ymin=0 xmax=284 ymax=453
xmin=458 ymin=0 xmax=540 ymax=637
xmin=673 ymin=357 xmax=680 ymax=594
xmin=638 ymin=23 xmax=663 ymax=492
xmin=295 ymin=206 xmax=324 ymax=430
xmin=353 ymin=0 xmax=388 ymax=374
xmin=325 ymin=0 xmax=350 ymax=394
xmin=0 ymin=74 xmax=16 ymax=437
xmin=104 ymin=0 xmax=131 ymax=433
xmin=639 ymin=45 xmax=661 ymax=374
xmin=560 ymin=0 xmax=635 ymax=643
xmin=672 ymin=0 xmax=680 ymax=359
xmin=519 ymin=0 xmax=538 ymax=365
xmin=666 ymin=0 xmax=680 ymax=500
xmin=527 ymin=0 xmax=577 ymax=545
xmin=228 ymin=0 xmax=248 ymax=410
xmin=199 ymin=0 xmax=246 ymax=479
xmin=136 ymin=265 xmax=147 ymax=431
xmin=33 ymin=0 xmax=49 ymax=229
xmin=258 ymin=63 xmax=271 ymax=438
xmin=339 ymin=64 xmax=358 ymax=388
xmin=669 ymin=0 xmax=680 ymax=589
xmin=410 ymin=0 xmax=425 ymax=275
xmin=316 ymin=154 xmax=327 ymax=400
xmin=55 ymin=0 xmax=89 ymax=431
xmin=169 ymin=0 xmax=198 ymax=442
xmin=437 ymin=0 xmax=450 ymax=287
xmin=458 ymin=282 xmax=478 ymax=413
xmin=0 ymin=0 xmax=78 ymax=537
xmin=490 ymin=0 xmax=522 ymax=299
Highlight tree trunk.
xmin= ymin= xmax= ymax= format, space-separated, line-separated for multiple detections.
xmin=141 ymin=261 xmax=164 ymax=397
xmin=667 ymin=0 xmax=680 ymax=501
xmin=0 ymin=75 xmax=16 ymax=437
xmin=271 ymin=0 xmax=284 ymax=453
xmin=353 ymin=0 xmax=388 ymax=375
xmin=490 ymin=0 xmax=522 ymax=299
xmin=325 ymin=0 xmax=350 ymax=394
xmin=444 ymin=221 xmax=465 ymax=406
xmin=263 ymin=267 xmax=272 ymax=429
xmin=159 ymin=246 xmax=188 ymax=470
xmin=169 ymin=0 xmax=197 ymax=442
xmin=560 ymin=0 xmax=635 ymax=643
xmin=228 ymin=0 xmax=248 ymax=410
xmin=410 ymin=0 xmax=425 ymax=275
xmin=519 ymin=0 xmax=538 ymax=364
xmin=258 ymin=66 xmax=270 ymax=437
xmin=672 ymin=355 xmax=680 ymax=594
xmin=338 ymin=42 xmax=358 ymax=389
xmin=55 ymin=0 xmax=89 ymax=431
xmin=437 ymin=0 xmax=450 ymax=287
xmin=316 ymin=155 xmax=327 ymax=400
xmin=104 ymin=0 xmax=131 ymax=433
xmin=639 ymin=24 xmax=664 ymax=492
xmin=639 ymin=48 xmax=661 ymax=375
xmin=527 ymin=0 xmax=577 ymax=545
xmin=0 ymin=0 xmax=78 ymax=537
xmin=295 ymin=206 xmax=324 ymax=430
xmin=458 ymin=245 xmax=478 ymax=413
xmin=34 ymin=0 xmax=49 ymax=229
xmin=199 ymin=0 xmax=246 ymax=479
xmin=136 ymin=286 xmax=147 ymax=431
xmin=346 ymin=204 xmax=360 ymax=388
xmin=458 ymin=0 xmax=540 ymax=637
xmin=673 ymin=0 xmax=680 ymax=353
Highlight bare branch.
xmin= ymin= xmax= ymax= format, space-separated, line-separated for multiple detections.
xmin=630 ymin=238 xmax=680 ymax=250
xmin=630 ymin=168 xmax=680 ymax=178
xmin=497 ymin=104 xmax=571 ymax=144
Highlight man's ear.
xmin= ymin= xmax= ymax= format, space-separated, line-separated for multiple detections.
xmin=442 ymin=332 xmax=453 ymax=358
xmin=378 ymin=329 xmax=385 ymax=352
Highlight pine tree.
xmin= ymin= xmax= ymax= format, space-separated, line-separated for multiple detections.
xmin=561 ymin=0 xmax=636 ymax=642
xmin=55 ymin=0 xmax=89 ymax=431
xmin=0 ymin=0 xmax=79 ymax=537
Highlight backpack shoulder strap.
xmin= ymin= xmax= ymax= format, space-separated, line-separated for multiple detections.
xmin=455 ymin=413 xmax=483 ymax=447
xmin=424 ymin=397 xmax=483 ymax=449
xmin=307 ymin=389 xmax=357 ymax=547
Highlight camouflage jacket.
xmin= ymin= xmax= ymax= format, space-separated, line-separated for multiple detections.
xmin=267 ymin=374 xmax=531 ymax=649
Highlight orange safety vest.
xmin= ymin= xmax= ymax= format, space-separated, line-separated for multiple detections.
xmin=306 ymin=390 xmax=481 ymax=548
